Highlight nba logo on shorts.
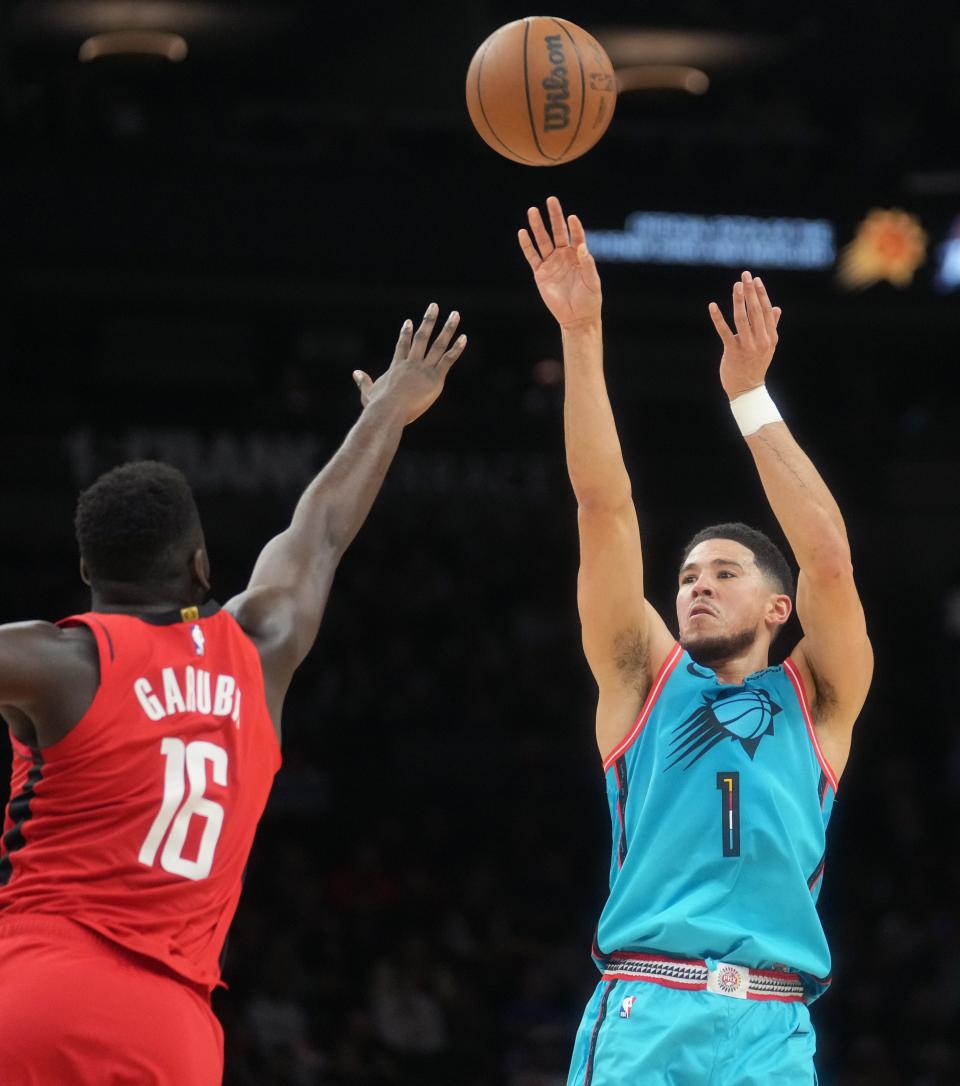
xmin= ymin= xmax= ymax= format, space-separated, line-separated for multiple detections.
xmin=619 ymin=995 xmax=637 ymax=1019
xmin=191 ymin=624 xmax=205 ymax=657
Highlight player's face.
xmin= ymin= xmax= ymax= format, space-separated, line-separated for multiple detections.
xmin=676 ymin=539 xmax=772 ymax=664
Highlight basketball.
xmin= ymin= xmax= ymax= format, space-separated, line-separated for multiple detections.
xmin=465 ymin=16 xmax=617 ymax=166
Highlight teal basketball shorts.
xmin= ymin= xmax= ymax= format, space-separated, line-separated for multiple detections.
xmin=567 ymin=974 xmax=817 ymax=1086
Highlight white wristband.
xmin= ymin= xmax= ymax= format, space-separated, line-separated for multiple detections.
xmin=729 ymin=385 xmax=782 ymax=437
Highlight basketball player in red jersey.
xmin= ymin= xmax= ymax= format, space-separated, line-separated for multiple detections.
xmin=0 ymin=305 xmax=465 ymax=1085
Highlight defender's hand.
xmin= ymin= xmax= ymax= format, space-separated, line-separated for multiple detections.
xmin=519 ymin=196 xmax=601 ymax=330
xmin=353 ymin=304 xmax=466 ymax=424
xmin=709 ymin=271 xmax=782 ymax=401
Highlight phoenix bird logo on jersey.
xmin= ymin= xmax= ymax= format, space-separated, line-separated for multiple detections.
xmin=666 ymin=686 xmax=781 ymax=770
xmin=191 ymin=624 xmax=205 ymax=657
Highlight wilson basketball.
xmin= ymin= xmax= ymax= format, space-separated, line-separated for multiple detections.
xmin=465 ymin=16 xmax=617 ymax=166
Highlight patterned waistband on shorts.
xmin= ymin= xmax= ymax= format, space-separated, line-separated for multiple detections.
xmin=600 ymin=951 xmax=806 ymax=1002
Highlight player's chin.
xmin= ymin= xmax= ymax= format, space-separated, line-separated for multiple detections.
xmin=681 ymin=625 xmax=757 ymax=667
xmin=680 ymin=629 xmax=712 ymax=653
xmin=679 ymin=620 xmax=722 ymax=648
xmin=681 ymin=634 xmax=727 ymax=668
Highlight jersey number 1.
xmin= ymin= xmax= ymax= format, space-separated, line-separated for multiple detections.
xmin=139 ymin=738 xmax=228 ymax=881
xmin=716 ymin=771 xmax=741 ymax=857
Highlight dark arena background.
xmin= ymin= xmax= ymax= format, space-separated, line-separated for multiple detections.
xmin=2 ymin=2 xmax=960 ymax=1083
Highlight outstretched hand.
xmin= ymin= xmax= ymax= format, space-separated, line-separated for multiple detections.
xmin=353 ymin=304 xmax=466 ymax=424
xmin=519 ymin=196 xmax=602 ymax=330
xmin=709 ymin=271 xmax=782 ymax=401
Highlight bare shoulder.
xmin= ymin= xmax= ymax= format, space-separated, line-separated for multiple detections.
xmin=224 ymin=586 xmax=299 ymax=649
xmin=596 ymin=603 xmax=678 ymax=763
xmin=790 ymin=631 xmax=873 ymax=722
xmin=644 ymin=602 xmax=677 ymax=687
xmin=0 ymin=620 xmax=99 ymax=743
xmin=224 ymin=587 xmax=302 ymax=739
xmin=0 ymin=619 xmax=61 ymax=641
xmin=606 ymin=603 xmax=675 ymax=701
xmin=792 ymin=570 xmax=873 ymax=722
xmin=0 ymin=619 xmax=96 ymax=663
xmin=787 ymin=638 xmax=873 ymax=783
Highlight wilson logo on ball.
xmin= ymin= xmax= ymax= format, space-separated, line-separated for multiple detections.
xmin=542 ymin=34 xmax=570 ymax=131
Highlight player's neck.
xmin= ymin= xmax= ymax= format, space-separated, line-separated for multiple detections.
xmin=90 ymin=578 xmax=206 ymax=614
xmin=706 ymin=646 xmax=770 ymax=686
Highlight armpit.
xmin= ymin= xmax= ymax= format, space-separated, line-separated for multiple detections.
xmin=809 ymin=665 xmax=839 ymax=723
xmin=0 ymin=703 xmax=37 ymax=745
xmin=614 ymin=627 xmax=648 ymax=694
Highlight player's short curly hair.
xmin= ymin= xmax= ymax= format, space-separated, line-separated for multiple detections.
xmin=75 ymin=461 xmax=203 ymax=583
xmin=680 ymin=522 xmax=795 ymax=601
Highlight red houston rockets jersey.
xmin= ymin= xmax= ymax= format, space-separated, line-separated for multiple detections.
xmin=0 ymin=601 xmax=281 ymax=991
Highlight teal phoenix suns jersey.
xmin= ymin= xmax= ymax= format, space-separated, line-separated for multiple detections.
xmin=594 ymin=644 xmax=838 ymax=1000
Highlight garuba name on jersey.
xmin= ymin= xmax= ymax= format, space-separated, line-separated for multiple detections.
xmin=593 ymin=644 xmax=838 ymax=1002
xmin=133 ymin=663 xmax=243 ymax=726
xmin=0 ymin=601 xmax=280 ymax=993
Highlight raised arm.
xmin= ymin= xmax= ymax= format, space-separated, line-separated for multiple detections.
xmin=519 ymin=198 xmax=673 ymax=758
xmin=226 ymin=305 xmax=466 ymax=728
xmin=709 ymin=272 xmax=872 ymax=778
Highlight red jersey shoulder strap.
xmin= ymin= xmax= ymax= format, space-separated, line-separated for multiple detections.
xmin=36 ymin=613 xmax=124 ymax=758
xmin=211 ymin=608 xmax=280 ymax=764
xmin=212 ymin=609 xmax=265 ymax=676
xmin=56 ymin=613 xmax=116 ymax=674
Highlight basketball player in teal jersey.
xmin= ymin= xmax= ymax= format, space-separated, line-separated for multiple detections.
xmin=518 ymin=197 xmax=873 ymax=1085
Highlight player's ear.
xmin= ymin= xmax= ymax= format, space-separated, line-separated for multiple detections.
xmin=767 ymin=593 xmax=792 ymax=629
xmin=79 ymin=558 xmax=92 ymax=586
xmin=192 ymin=548 xmax=211 ymax=593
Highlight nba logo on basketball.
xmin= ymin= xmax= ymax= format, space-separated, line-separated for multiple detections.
xmin=191 ymin=624 xmax=205 ymax=657
xmin=619 ymin=995 xmax=637 ymax=1019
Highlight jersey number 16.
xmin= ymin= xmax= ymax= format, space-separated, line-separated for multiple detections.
xmin=138 ymin=738 xmax=228 ymax=881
